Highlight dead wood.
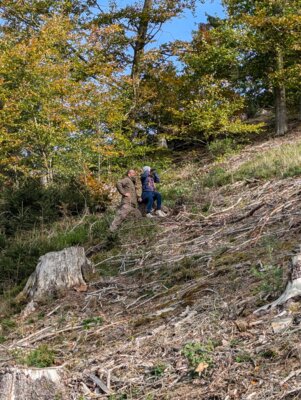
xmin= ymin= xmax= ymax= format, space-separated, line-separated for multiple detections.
xmin=18 ymin=247 xmax=94 ymax=308
xmin=255 ymin=252 xmax=301 ymax=313
xmin=0 ymin=367 xmax=67 ymax=400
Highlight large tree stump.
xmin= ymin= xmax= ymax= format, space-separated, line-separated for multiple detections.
xmin=18 ymin=247 xmax=94 ymax=306
xmin=255 ymin=252 xmax=301 ymax=313
xmin=0 ymin=367 xmax=67 ymax=400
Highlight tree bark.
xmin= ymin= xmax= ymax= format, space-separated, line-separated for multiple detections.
xmin=0 ymin=367 xmax=67 ymax=400
xmin=274 ymin=48 xmax=288 ymax=136
xmin=131 ymin=0 xmax=153 ymax=81
xmin=18 ymin=247 xmax=94 ymax=305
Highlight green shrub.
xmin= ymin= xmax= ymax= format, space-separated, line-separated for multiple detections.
xmin=81 ymin=316 xmax=103 ymax=329
xmin=23 ymin=345 xmax=55 ymax=368
xmin=251 ymin=264 xmax=283 ymax=297
xmin=0 ymin=178 xmax=110 ymax=235
xmin=0 ymin=222 xmax=91 ymax=293
xmin=202 ymin=167 xmax=231 ymax=188
xmin=182 ymin=341 xmax=215 ymax=369
xmin=0 ymin=336 xmax=6 ymax=344
xmin=234 ymin=143 xmax=301 ymax=182
xmin=208 ymin=137 xmax=242 ymax=160
xmin=259 ymin=349 xmax=277 ymax=359
xmin=235 ymin=352 xmax=252 ymax=363
xmin=160 ymin=185 xmax=191 ymax=208
xmin=1 ymin=318 xmax=16 ymax=332
xmin=150 ymin=363 xmax=167 ymax=378
xmin=0 ymin=234 xmax=7 ymax=249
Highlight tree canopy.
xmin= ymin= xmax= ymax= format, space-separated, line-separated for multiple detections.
xmin=0 ymin=0 xmax=300 ymax=186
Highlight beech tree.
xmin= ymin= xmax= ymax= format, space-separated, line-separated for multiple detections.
xmin=91 ymin=0 xmax=199 ymax=139
xmin=0 ymin=9 xmax=129 ymax=185
xmin=168 ymin=21 xmax=264 ymax=141
xmin=224 ymin=0 xmax=301 ymax=135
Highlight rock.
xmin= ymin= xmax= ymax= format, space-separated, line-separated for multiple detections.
xmin=18 ymin=247 xmax=94 ymax=306
xmin=0 ymin=367 xmax=67 ymax=400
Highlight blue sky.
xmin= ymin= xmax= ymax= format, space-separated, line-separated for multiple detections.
xmin=155 ymin=0 xmax=225 ymax=45
xmin=99 ymin=0 xmax=225 ymax=45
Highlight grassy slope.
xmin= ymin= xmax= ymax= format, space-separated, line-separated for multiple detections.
xmin=2 ymin=125 xmax=301 ymax=399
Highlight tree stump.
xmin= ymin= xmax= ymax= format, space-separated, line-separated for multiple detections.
xmin=255 ymin=252 xmax=301 ymax=313
xmin=18 ymin=247 xmax=94 ymax=307
xmin=0 ymin=367 xmax=67 ymax=400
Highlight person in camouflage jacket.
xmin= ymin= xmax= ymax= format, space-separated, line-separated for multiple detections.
xmin=109 ymin=170 xmax=142 ymax=232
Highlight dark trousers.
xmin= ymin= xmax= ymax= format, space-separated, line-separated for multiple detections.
xmin=142 ymin=191 xmax=162 ymax=213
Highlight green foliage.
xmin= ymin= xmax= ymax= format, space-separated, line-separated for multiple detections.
xmin=1 ymin=318 xmax=16 ymax=334
xmin=0 ymin=215 xmax=104 ymax=293
xmin=160 ymin=185 xmax=191 ymax=208
xmin=0 ymin=336 xmax=6 ymax=344
xmin=22 ymin=345 xmax=55 ymax=368
xmin=0 ymin=178 xmax=111 ymax=235
xmin=182 ymin=341 xmax=215 ymax=369
xmin=251 ymin=264 xmax=283 ymax=297
xmin=224 ymin=0 xmax=301 ymax=133
xmin=202 ymin=142 xmax=301 ymax=188
xmin=183 ymin=82 xmax=263 ymax=140
xmin=108 ymin=395 xmax=127 ymax=400
xmin=208 ymin=137 xmax=242 ymax=160
xmin=150 ymin=363 xmax=167 ymax=378
xmin=202 ymin=167 xmax=232 ymax=188
xmin=234 ymin=143 xmax=301 ymax=181
xmin=81 ymin=316 xmax=103 ymax=330
xmin=259 ymin=349 xmax=277 ymax=359
xmin=235 ymin=352 xmax=253 ymax=363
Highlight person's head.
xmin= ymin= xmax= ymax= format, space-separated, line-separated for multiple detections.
xmin=143 ymin=166 xmax=151 ymax=173
xmin=127 ymin=169 xmax=136 ymax=178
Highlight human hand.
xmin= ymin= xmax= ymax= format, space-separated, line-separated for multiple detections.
xmin=124 ymin=193 xmax=131 ymax=197
xmin=138 ymin=197 xmax=142 ymax=203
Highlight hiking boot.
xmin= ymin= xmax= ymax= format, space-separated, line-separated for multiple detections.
xmin=146 ymin=213 xmax=154 ymax=218
xmin=155 ymin=210 xmax=166 ymax=217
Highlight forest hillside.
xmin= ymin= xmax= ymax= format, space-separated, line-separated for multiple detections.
xmin=0 ymin=0 xmax=301 ymax=399
xmin=2 ymin=124 xmax=301 ymax=399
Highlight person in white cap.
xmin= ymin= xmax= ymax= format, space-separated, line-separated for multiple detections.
xmin=140 ymin=166 xmax=166 ymax=218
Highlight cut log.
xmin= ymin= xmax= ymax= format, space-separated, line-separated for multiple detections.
xmin=18 ymin=247 xmax=94 ymax=304
xmin=0 ymin=367 xmax=67 ymax=400
xmin=255 ymin=252 xmax=301 ymax=313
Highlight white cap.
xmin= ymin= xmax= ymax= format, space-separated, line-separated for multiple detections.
xmin=143 ymin=166 xmax=151 ymax=173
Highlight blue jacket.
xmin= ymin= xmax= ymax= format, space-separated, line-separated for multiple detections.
xmin=141 ymin=171 xmax=160 ymax=192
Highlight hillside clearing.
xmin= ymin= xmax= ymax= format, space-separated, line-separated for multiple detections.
xmin=2 ymin=129 xmax=301 ymax=399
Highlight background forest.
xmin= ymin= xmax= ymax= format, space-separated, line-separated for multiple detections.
xmin=0 ymin=0 xmax=300 ymax=294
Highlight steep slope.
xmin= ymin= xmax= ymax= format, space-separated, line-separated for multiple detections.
xmin=2 ymin=128 xmax=301 ymax=399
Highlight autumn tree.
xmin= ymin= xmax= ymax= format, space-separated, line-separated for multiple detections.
xmin=223 ymin=0 xmax=301 ymax=135
xmin=163 ymin=21 xmax=263 ymax=143
xmin=90 ymin=0 xmax=199 ymax=140
xmin=0 ymin=7 xmax=130 ymax=185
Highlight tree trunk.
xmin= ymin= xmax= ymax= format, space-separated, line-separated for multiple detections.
xmin=0 ymin=367 xmax=67 ymax=400
xmin=131 ymin=0 xmax=153 ymax=81
xmin=255 ymin=251 xmax=301 ymax=313
xmin=274 ymin=48 xmax=288 ymax=136
xmin=18 ymin=247 xmax=94 ymax=306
